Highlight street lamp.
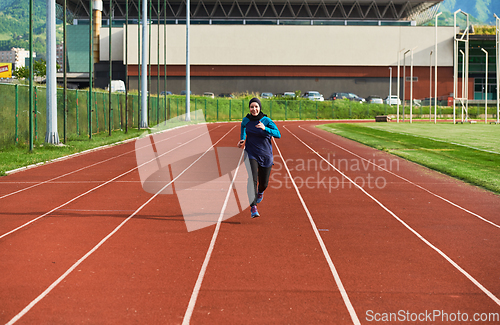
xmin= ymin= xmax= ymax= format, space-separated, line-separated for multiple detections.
xmin=410 ymin=46 xmax=417 ymax=124
xmin=435 ymin=11 xmax=442 ymax=124
xmin=397 ymin=48 xmax=406 ymax=123
xmin=403 ymin=49 xmax=410 ymax=122
xmin=495 ymin=13 xmax=500 ymax=124
xmin=389 ymin=66 xmax=392 ymax=109
xmin=186 ymin=0 xmax=191 ymax=121
xmin=429 ymin=50 xmax=432 ymax=121
xmin=481 ymin=47 xmax=488 ymax=124
xmin=460 ymin=49 xmax=465 ymax=121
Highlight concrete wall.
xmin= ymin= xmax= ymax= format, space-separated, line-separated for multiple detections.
xmin=114 ymin=24 xmax=456 ymax=98
xmin=120 ymin=24 xmax=455 ymax=67
xmin=128 ymin=66 xmax=455 ymax=100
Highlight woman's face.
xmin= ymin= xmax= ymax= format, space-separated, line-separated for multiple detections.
xmin=249 ymin=102 xmax=260 ymax=116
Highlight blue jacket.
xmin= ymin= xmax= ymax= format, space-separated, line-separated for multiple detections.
xmin=240 ymin=116 xmax=281 ymax=167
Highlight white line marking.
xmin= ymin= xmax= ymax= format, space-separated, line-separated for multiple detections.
xmin=182 ymin=147 xmax=245 ymax=325
xmin=0 ymin=125 xmax=205 ymax=200
xmin=298 ymin=125 xmax=500 ymax=230
xmin=286 ymin=126 xmax=500 ymax=307
xmin=5 ymin=125 xmax=236 ymax=325
xmin=0 ymin=126 xmax=222 ymax=240
xmin=273 ymin=138 xmax=361 ymax=325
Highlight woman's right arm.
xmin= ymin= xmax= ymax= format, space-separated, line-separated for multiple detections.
xmin=238 ymin=118 xmax=248 ymax=147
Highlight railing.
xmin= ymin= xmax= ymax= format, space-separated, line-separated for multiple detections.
xmin=1 ymin=83 xmax=469 ymax=148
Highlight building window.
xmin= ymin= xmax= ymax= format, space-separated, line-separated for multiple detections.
xmin=474 ymin=78 xmax=497 ymax=100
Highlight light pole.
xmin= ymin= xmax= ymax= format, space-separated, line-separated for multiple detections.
xmin=397 ymin=49 xmax=405 ymax=123
xmin=141 ymin=0 xmax=148 ymax=128
xmin=434 ymin=12 xmax=442 ymax=124
xmin=496 ymin=14 xmax=500 ymax=124
xmin=429 ymin=50 xmax=432 ymax=121
xmin=481 ymin=47 xmax=488 ymax=124
xmin=410 ymin=46 xmax=417 ymax=124
xmin=460 ymin=49 xmax=465 ymax=122
xmin=389 ymin=66 xmax=392 ymax=109
xmin=185 ymin=0 xmax=191 ymax=121
xmin=403 ymin=49 xmax=410 ymax=122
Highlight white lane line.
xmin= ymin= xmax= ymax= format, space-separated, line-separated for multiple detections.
xmin=286 ymin=126 xmax=500 ymax=307
xmin=273 ymin=138 xmax=361 ymax=325
xmin=6 ymin=125 xmax=236 ymax=325
xmin=182 ymin=147 xmax=245 ymax=325
xmin=0 ymin=125 xmax=205 ymax=200
xmin=298 ymin=125 xmax=500 ymax=230
xmin=0 ymin=126 xmax=222 ymax=240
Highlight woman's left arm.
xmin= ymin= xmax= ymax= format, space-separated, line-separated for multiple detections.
xmin=262 ymin=118 xmax=281 ymax=138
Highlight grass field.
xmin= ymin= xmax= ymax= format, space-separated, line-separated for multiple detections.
xmin=0 ymin=32 xmax=11 ymax=41
xmin=362 ymin=122 xmax=500 ymax=153
xmin=0 ymin=129 xmax=144 ymax=176
xmin=318 ymin=122 xmax=500 ymax=195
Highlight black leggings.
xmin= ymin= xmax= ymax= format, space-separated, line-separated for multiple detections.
xmin=247 ymin=159 xmax=272 ymax=207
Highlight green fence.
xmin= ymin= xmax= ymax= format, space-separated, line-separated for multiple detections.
xmin=3 ymin=82 xmax=468 ymax=148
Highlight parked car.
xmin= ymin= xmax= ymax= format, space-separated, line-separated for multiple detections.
xmin=106 ymin=80 xmax=125 ymax=93
xmin=328 ymin=92 xmax=348 ymax=100
xmin=261 ymin=92 xmax=273 ymax=99
xmin=180 ymin=90 xmax=192 ymax=95
xmin=303 ymin=91 xmax=324 ymax=101
xmin=346 ymin=93 xmax=365 ymax=102
xmin=328 ymin=92 xmax=365 ymax=102
xmin=160 ymin=91 xmax=172 ymax=96
xmin=203 ymin=92 xmax=215 ymax=98
xmin=282 ymin=92 xmax=296 ymax=98
xmin=384 ymin=95 xmax=401 ymax=105
xmin=218 ymin=93 xmax=234 ymax=98
xmin=366 ymin=95 xmax=384 ymax=104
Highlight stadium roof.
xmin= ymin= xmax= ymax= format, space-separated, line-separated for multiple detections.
xmin=58 ymin=0 xmax=443 ymax=22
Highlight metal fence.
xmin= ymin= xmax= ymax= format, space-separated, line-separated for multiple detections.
xmin=1 ymin=83 xmax=464 ymax=148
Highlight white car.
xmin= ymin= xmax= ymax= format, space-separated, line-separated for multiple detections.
xmin=385 ymin=95 xmax=401 ymax=105
xmin=106 ymin=80 xmax=125 ymax=93
xmin=303 ymin=91 xmax=324 ymax=101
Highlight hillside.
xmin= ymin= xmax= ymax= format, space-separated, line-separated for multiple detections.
xmin=0 ymin=0 xmax=63 ymax=60
xmin=440 ymin=0 xmax=500 ymax=25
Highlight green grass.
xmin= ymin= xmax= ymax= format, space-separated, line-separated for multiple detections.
xmin=317 ymin=122 xmax=500 ymax=195
xmin=362 ymin=122 xmax=500 ymax=153
xmin=0 ymin=128 xmax=145 ymax=175
xmin=0 ymin=32 xmax=11 ymax=41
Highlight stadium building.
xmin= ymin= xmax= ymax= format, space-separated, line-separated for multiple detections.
xmin=59 ymin=0 xmax=474 ymax=102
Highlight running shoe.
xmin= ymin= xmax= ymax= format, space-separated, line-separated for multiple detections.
xmin=251 ymin=205 xmax=260 ymax=218
xmin=256 ymin=192 xmax=264 ymax=204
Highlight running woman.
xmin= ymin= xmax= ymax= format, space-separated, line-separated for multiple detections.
xmin=237 ymin=97 xmax=281 ymax=218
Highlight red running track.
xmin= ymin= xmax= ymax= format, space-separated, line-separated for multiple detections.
xmin=0 ymin=121 xmax=499 ymax=324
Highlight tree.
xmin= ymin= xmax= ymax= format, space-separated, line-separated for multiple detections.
xmin=12 ymin=65 xmax=29 ymax=79
xmin=34 ymin=59 xmax=46 ymax=77
xmin=12 ymin=59 xmax=59 ymax=80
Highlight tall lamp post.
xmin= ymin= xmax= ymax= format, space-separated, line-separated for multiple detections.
xmin=481 ymin=47 xmax=488 ymax=124
xmin=409 ymin=46 xmax=417 ymax=124
xmin=429 ymin=50 xmax=432 ymax=121
xmin=389 ymin=66 xmax=392 ymax=107
xmin=403 ymin=49 xmax=410 ymax=122
xmin=397 ymin=49 xmax=405 ymax=123
xmin=495 ymin=13 xmax=500 ymax=124
xmin=460 ymin=49 xmax=465 ymax=122
xmin=434 ymin=12 xmax=442 ymax=124
xmin=185 ymin=0 xmax=191 ymax=121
